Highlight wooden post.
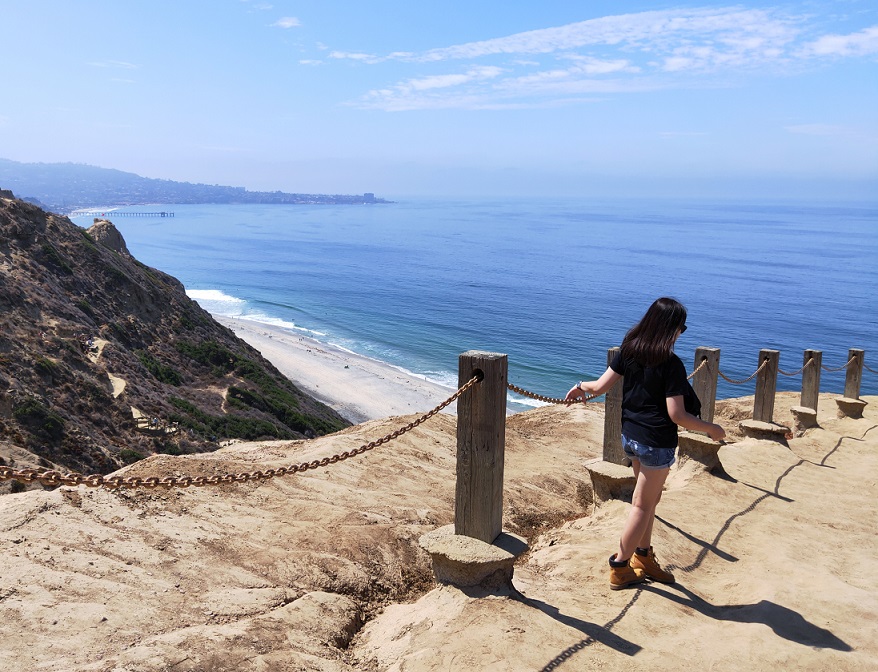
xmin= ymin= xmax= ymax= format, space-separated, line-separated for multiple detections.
xmin=801 ymin=349 xmax=822 ymax=411
xmin=603 ymin=347 xmax=623 ymax=464
xmin=692 ymin=347 xmax=720 ymax=423
xmin=753 ymin=349 xmax=780 ymax=423
xmin=455 ymin=351 xmax=507 ymax=544
xmin=844 ymin=349 xmax=865 ymax=400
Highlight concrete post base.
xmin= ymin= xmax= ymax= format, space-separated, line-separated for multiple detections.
xmin=739 ymin=419 xmax=791 ymax=442
xmin=419 ymin=525 xmax=528 ymax=589
xmin=835 ymin=397 xmax=867 ymax=419
xmin=677 ymin=431 xmax=723 ymax=472
xmin=790 ymin=406 xmax=818 ymax=436
xmin=584 ymin=458 xmax=635 ymax=507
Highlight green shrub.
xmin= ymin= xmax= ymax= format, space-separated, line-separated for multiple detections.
xmin=136 ymin=350 xmax=182 ymax=386
xmin=13 ymin=398 xmax=65 ymax=440
xmin=119 ymin=448 xmax=144 ymax=464
xmin=80 ymin=231 xmax=99 ymax=254
xmin=75 ymin=299 xmax=94 ymax=317
xmin=34 ymin=357 xmax=59 ymax=378
xmin=168 ymin=396 xmax=294 ymax=441
xmin=176 ymin=340 xmax=238 ymax=374
xmin=40 ymin=243 xmax=73 ymax=274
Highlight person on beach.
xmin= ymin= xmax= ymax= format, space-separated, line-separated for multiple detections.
xmin=565 ymin=297 xmax=727 ymax=590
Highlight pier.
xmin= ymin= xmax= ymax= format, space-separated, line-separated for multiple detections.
xmin=78 ymin=211 xmax=175 ymax=218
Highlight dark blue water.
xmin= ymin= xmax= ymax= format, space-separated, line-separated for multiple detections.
xmin=70 ymin=198 xmax=878 ymax=406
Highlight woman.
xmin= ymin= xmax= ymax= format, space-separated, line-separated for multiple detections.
xmin=566 ymin=297 xmax=726 ymax=590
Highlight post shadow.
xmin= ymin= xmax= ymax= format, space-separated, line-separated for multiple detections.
xmin=642 ymin=583 xmax=851 ymax=651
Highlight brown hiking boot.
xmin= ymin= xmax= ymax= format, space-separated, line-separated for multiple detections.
xmin=609 ymin=555 xmax=646 ymax=590
xmin=630 ymin=546 xmax=675 ymax=584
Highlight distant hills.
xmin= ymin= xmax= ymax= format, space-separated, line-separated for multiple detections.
xmin=0 ymin=158 xmax=391 ymax=213
xmin=0 ymin=193 xmax=349 ymax=492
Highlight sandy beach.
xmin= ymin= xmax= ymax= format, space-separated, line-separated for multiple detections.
xmin=214 ymin=315 xmax=460 ymax=424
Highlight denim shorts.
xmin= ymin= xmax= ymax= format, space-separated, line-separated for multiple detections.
xmin=622 ymin=435 xmax=676 ymax=470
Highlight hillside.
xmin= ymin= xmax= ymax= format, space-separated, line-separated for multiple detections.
xmin=0 ymin=158 xmax=391 ymax=213
xmin=0 ymin=192 xmax=349 ymax=492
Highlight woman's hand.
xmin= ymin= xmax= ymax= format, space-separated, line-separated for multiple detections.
xmin=668 ymin=396 xmax=727 ymax=442
xmin=566 ymin=384 xmax=584 ymax=401
xmin=706 ymin=423 xmax=726 ymax=442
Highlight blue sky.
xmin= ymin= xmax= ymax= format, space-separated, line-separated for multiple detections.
xmin=1 ymin=1 xmax=876 ymax=198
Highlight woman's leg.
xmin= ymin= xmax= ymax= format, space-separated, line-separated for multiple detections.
xmin=617 ymin=466 xmax=670 ymax=561
xmin=638 ymin=485 xmax=663 ymax=549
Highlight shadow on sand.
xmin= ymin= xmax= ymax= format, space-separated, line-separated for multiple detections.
xmin=643 ymin=582 xmax=851 ymax=651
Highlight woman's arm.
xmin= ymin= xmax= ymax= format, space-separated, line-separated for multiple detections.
xmin=666 ymin=395 xmax=726 ymax=441
xmin=566 ymin=367 xmax=621 ymax=401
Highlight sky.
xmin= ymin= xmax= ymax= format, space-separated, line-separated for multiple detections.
xmin=1 ymin=0 xmax=877 ymax=199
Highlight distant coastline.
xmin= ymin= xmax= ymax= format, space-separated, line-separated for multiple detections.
xmin=0 ymin=157 xmax=393 ymax=214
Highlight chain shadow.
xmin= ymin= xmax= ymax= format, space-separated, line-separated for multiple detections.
xmin=818 ymin=423 xmax=876 ymax=465
xmin=661 ymin=423 xmax=877 ymax=574
xmin=642 ymin=582 xmax=851 ymax=651
xmin=506 ymin=586 xmax=641 ymax=670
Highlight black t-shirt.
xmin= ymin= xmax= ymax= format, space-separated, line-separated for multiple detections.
xmin=610 ymin=351 xmax=690 ymax=449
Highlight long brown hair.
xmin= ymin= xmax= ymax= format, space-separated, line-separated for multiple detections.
xmin=620 ymin=297 xmax=687 ymax=367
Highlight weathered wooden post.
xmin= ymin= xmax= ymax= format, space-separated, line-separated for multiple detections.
xmin=843 ymin=348 xmax=865 ymax=399
xmin=455 ymin=350 xmax=506 ymax=543
xmin=742 ymin=349 xmax=789 ymax=440
xmin=692 ymin=347 xmax=720 ymax=423
xmin=836 ymin=348 xmax=867 ymax=418
xmin=602 ymin=346 xmax=624 ymax=464
xmin=587 ymin=347 xmax=635 ymax=507
xmin=419 ymin=351 xmax=527 ymax=588
xmin=801 ymin=350 xmax=823 ymax=411
xmin=753 ymin=349 xmax=780 ymax=423
xmin=677 ymin=347 xmax=723 ymax=472
xmin=791 ymin=349 xmax=821 ymax=436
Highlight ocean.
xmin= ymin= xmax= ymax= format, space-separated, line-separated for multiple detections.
xmin=69 ymin=198 xmax=878 ymax=408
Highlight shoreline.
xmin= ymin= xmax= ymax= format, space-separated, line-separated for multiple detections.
xmin=214 ymin=315 xmax=461 ymax=424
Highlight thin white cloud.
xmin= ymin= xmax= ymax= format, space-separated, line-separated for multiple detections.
xmin=329 ymin=51 xmax=382 ymax=64
xmin=801 ymin=25 xmax=878 ymax=57
xmin=299 ymin=59 xmax=323 ymax=66
xmin=333 ymin=7 xmax=877 ymax=111
xmin=407 ymin=8 xmax=800 ymax=63
xmin=89 ymin=60 xmax=138 ymax=69
xmin=272 ymin=17 xmax=300 ymax=29
xmin=563 ymin=55 xmax=638 ymax=75
xmin=406 ymin=66 xmax=504 ymax=91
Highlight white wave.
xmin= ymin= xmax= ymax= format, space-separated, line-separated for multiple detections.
xmin=187 ymin=289 xmax=246 ymax=304
xmin=242 ymin=311 xmax=326 ymax=337
xmin=186 ymin=289 xmax=247 ymax=316
xmin=507 ymin=393 xmax=549 ymax=409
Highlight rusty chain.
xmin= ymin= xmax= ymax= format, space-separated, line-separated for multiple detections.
xmin=778 ymin=357 xmax=815 ymax=377
xmin=865 ymin=363 xmax=878 ymax=375
xmin=821 ymin=356 xmax=857 ymax=372
xmin=0 ymin=376 xmax=480 ymax=490
xmin=510 ymin=357 xmax=708 ymax=404
xmin=507 ymin=382 xmax=598 ymax=405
